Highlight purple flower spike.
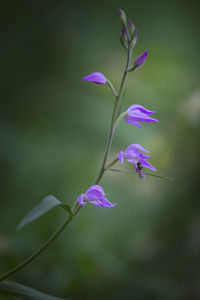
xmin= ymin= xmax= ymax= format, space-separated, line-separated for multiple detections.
xmin=124 ymin=104 xmax=159 ymax=128
xmin=82 ymin=72 xmax=107 ymax=85
xmin=77 ymin=185 xmax=116 ymax=207
xmin=134 ymin=51 xmax=148 ymax=69
xmin=117 ymin=144 xmax=157 ymax=176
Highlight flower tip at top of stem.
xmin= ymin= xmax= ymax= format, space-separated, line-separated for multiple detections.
xmin=82 ymin=72 xmax=107 ymax=85
xmin=118 ymin=8 xmax=127 ymax=27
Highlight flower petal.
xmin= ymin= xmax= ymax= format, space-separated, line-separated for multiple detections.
xmin=86 ymin=185 xmax=105 ymax=195
xmin=90 ymin=197 xmax=116 ymax=207
xmin=82 ymin=72 xmax=106 ymax=85
xmin=77 ymin=194 xmax=86 ymax=206
xmin=117 ymin=151 xmax=124 ymax=164
xmin=141 ymin=159 xmax=157 ymax=171
xmin=127 ymin=110 xmax=159 ymax=123
xmin=127 ymin=144 xmax=150 ymax=153
xmin=127 ymin=104 xmax=155 ymax=115
xmin=124 ymin=117 xmax=142 ymax=128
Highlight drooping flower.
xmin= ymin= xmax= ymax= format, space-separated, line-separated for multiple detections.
xmin=82 ymin=72 xmax=107 ymax=85
xmin=133 ymin=51 xmax=148 ymax=69
xmin=124 ymin=104 xmax=159 ymax=128
xmin=77 ymin=185 xmax=116 ymax=207
xmin=117 ymin=144 xmax=156 ymax=178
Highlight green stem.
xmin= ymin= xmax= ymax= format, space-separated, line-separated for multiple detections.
xmin=105 ymin=158 xmax=119 ymax=169
xmin=0 ymin=41 xmax=133 ymax=282
xmin=94 ymin=43 xmax=132 ymax=184
xmin=0 ymin=217 xmax=72 ymax=281
xmin=114 ymin=111 xmax=127 ymax=128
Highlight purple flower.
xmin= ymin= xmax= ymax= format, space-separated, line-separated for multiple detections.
xmin=124 ymin=104 xmax=159 ymax=128
xmin=134 ymin=51 xmax=148 ymax=69
xmin=82 ymin=72 xmax=107 ymax=85
xmin=77 ymin=185 xmax=116 ymax=207
xmin=117 ymin=144 xmax=157 ymax=175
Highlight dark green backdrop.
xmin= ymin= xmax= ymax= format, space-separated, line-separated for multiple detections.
xmin=1 ymin=0 xmax=200 ymax=299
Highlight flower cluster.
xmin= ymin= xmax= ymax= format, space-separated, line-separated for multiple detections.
xmin=78 ymin=9 xmax=159 ymax=208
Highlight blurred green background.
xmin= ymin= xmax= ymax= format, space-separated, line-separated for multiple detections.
xmin=1 ymin=0 xmax=200 ymax=299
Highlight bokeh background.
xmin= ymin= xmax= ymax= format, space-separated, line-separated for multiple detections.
xmin=1 ymin=0 xmax=200 ymax=299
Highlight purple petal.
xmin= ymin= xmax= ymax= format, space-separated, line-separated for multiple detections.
xmin=124 ymin=146 xmax=140 ymax=159
xmin=89 ymin=197 xmax=116 ymax=207
xmin=77 ymin=194 xmax=86 ymax=206
xmin=124 ymin=117 xmax=142 ymax=128
xmin=140 ymin=154 xmax=152 ymax=159
xmin=117 ymin=151 xmax=124 ymax=164
xmin=92 ymin=197 xmax=116 ymax=207
xmin=127 ymin=110 xmax=159 ymax=123
xmin=129 ymin=144 xmax=150 ymax=153
xmin=141 ymin=159 xmax=157 ymax=171
xmin=134 ymin=51 xmax=148 ymax=69
xmin=85 ymin=190 xmax=100 ymax=201
xmin=85 ymin=186 xmax=105 ymax=201
xmin=82 ymin=72 xmax=106 ymax=85
xmin=87 ymin=185 xmax=105 ymax=195
xmin=127 ymin=104 xmax=155 ymax=115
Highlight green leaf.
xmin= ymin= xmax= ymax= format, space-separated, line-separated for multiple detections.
xmin=17 ymin=195 xmax=72 ymax=230
xmin=0 ymin=280 xmax=67 ymax=300
xmin=107 ymin=168 xmax=174 ymax=180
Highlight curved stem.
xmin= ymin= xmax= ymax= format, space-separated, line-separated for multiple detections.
xmin=0 ymin=217 xmax=72 ymax=281
xmin=0 ymin=42 xmax=133 ymax=282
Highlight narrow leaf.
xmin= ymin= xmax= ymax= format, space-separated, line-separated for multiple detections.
xmin=0 ymin=280 xmax=67 ymax=300
xmin=17 ymin=195 xmax=71 ymax=230
xmin=107 ymin=168 xmax=174 ymax=180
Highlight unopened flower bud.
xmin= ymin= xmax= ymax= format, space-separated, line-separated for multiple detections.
xmin=128 ymin=51 xmax=148 ymax=72
xmin=133 ymin=51 xmax=148 ymax=69
xmin=131 ymin=28 xmax=138 ymax=48
xmin=82 ymin=72 xmax=107 ymax=85
xmin=118 ymin=8 xmax=127 ymax=27
xmin=120 ymin=26 xmax=127 ymax=49
xmin=128 ymin=19 xmax=135 ymax=41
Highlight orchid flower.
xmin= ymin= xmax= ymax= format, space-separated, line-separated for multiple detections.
xmin=77 ymin=185 xmax=116 ymax=207
xmin=124 ymin=104 xmax=159 ymax=128
xmin=117 ymin=144 xmax=156 ymax=178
